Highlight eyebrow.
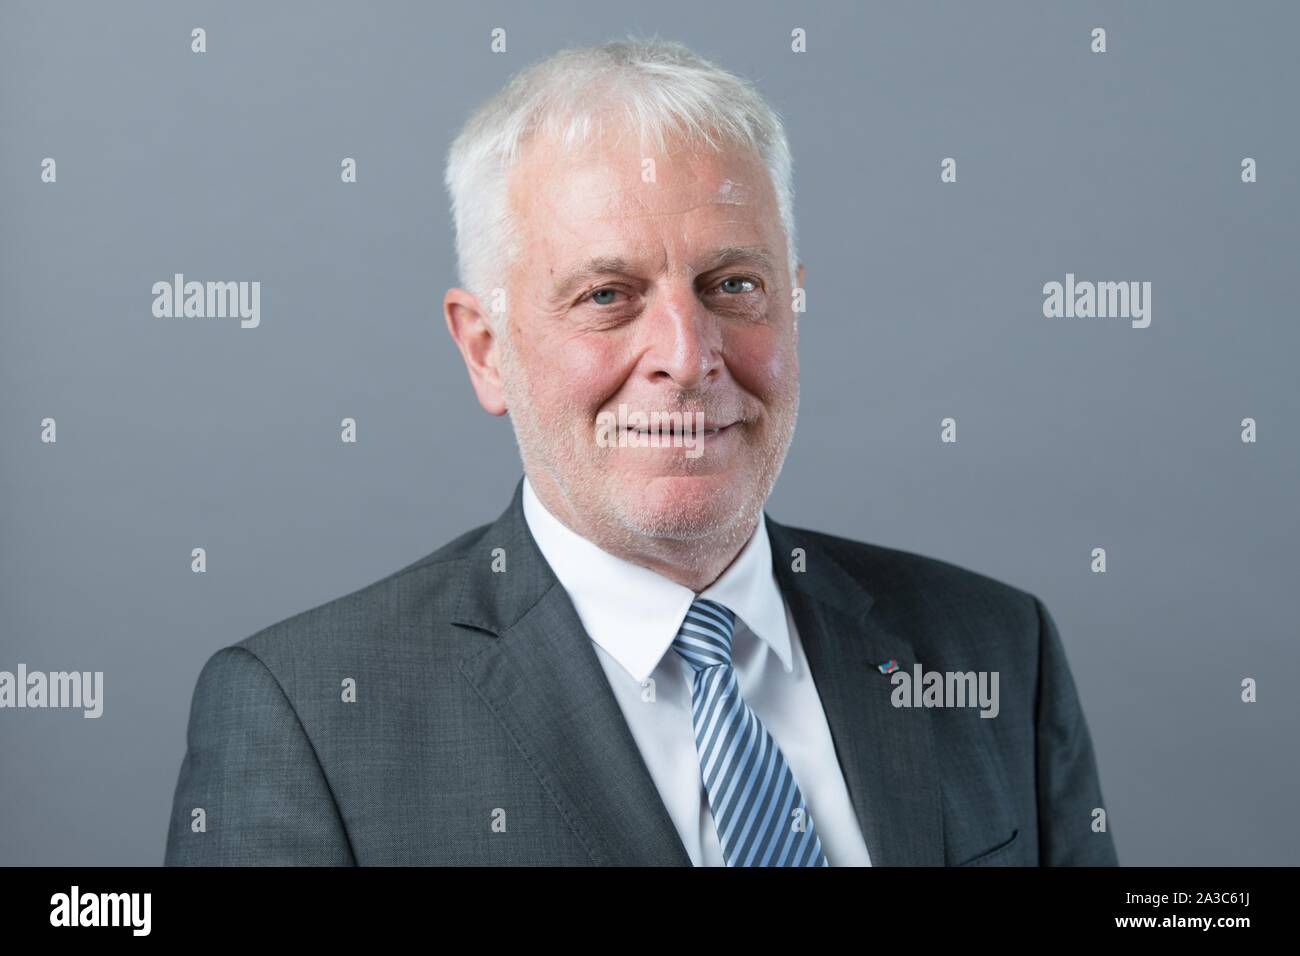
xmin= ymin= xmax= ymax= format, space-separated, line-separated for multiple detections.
xmin=705 ymin=245 xmax=780 ymax=276
xmin=547 ymin=245 xmax=781 ymax=305
xmin=548 ymin=256 xmax=637 ymax=306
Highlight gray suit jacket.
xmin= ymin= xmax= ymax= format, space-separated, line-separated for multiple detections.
xmin=165 ymin=480 xmax=1119 ymax=866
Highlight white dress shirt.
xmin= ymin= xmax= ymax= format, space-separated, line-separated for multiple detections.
xmin=521 ymin=477 xmax=873 ymax=866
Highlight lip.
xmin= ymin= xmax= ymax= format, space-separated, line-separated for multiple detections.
xmin=621 ymin=421 xmax=736 ymax=438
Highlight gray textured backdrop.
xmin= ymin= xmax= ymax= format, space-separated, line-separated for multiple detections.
xmin=2 ymin=0 xmax=1297 ymax=866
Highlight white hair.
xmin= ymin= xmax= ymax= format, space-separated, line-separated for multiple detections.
xmin=442 ymin=37 xmax=798 ymax=322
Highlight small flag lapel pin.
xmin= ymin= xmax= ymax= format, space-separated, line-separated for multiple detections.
xmin=877 ymin=659 xmax=899 ymax=675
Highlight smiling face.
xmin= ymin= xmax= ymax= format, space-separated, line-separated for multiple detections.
xmin=448 ymin=125 xmax=801 ymax=578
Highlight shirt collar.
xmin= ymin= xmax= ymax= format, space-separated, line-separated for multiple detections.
xmin=521 ymin=476 xmax=793 ymax=683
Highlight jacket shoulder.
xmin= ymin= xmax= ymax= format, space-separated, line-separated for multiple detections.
xmin=775 ymin=521 xmax=1044 ymax=644
xmin=787 ymin=523 xmax=1035 ymax=602
xmin=230 ymin=519 xmax=494 ymax=665
xmin=778 ymin=522 xmax=1053 ymax=705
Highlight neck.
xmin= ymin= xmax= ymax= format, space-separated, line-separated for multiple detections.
xmin=527 ymin=475 xmax=760 ymax=592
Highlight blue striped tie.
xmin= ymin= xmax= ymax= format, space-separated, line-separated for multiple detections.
xmin=671 ymin=598 xmax=829 ymax=866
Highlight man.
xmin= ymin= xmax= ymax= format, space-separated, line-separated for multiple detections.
xmin=165 ymin=39 xmax=1118 ymax=866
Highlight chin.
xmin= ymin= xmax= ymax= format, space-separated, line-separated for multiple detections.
xmin=613 ymin=471 xmax=756 ymax=541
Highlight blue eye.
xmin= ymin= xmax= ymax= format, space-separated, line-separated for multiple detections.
xmin=589 ymin=288 xmax=619 ymax=305
xmin=718 ymin=276 xmax=756 ymax=294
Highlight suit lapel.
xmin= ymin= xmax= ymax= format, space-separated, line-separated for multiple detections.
xmin=452 ymin=481 xmax=692 ymax=866
xmin=448 ymin=483 xmax=944 ymax=866
xmin=767 ymin=516 xmax=945 ymax=866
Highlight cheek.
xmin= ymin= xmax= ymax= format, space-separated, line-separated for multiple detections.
xmin=518 ymin=327 xmax=632 ymax=413
xmin=726 ymin=324 xmax=798 ymax=400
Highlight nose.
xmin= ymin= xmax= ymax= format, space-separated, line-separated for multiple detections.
xmin=637 ymin=284 xmax=722 ymax=390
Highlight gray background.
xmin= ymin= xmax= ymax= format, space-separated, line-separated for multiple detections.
xmin=2 ymin=0 xmax=1296 ymax=866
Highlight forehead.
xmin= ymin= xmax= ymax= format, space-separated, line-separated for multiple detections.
xmin=505 ymin=129 xmax=781 ymax=267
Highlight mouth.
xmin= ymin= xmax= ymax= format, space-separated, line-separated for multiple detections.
xmin=621 ymin=421 xmax=736 ymax=439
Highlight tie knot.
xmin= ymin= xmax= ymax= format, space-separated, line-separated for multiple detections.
xmin=672 ymin=599 xmax=736 ymax=672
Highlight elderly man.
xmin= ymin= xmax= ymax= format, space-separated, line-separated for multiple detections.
xmin=165 ymin=39 xmax=1118 ymax=867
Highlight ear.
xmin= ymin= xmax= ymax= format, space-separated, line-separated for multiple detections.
xmin=444 ymin=287 xmax=508 ymax=416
